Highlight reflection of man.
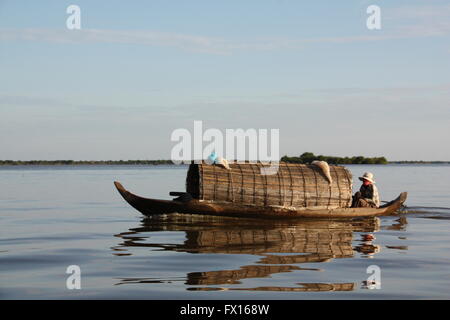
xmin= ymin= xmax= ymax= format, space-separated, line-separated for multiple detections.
xmin=352 ymin=172 xmax=380 ymax=208
xmin=356 ymin=233 xmax=381 ymax=256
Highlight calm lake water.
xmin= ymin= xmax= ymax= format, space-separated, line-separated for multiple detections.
xmin=1 ymin=164 xmax=449 ymax=299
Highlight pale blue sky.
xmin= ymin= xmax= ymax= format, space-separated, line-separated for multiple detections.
xmin=1 ymin=0 xmax=449 ymax=161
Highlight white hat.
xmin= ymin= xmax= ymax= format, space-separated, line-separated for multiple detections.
xmin=359 ymin=172 xmax=375 ymax=183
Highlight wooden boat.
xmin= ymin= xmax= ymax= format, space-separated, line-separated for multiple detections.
xmin=114 ymin=181 xmax=407 ymax=219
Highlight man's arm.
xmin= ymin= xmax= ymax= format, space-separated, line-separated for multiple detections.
xmin=372 ymin=185 xmax=380 ymax=207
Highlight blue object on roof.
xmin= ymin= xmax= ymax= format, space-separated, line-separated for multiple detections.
xmin=207 ymin=151 xmax=218 ymax=164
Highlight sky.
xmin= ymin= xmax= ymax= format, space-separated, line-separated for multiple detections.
xmin=0 ymin=0 xmax=449 ymax=161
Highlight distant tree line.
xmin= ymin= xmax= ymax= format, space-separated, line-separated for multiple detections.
xmin=4 ymin=155 xmax=447 ymax=166
xmin=281 ymin=152 xmax=388 ymax=165
xmin=0 ymin=160 xmax=174 ymax=166
xmin=389 ymin=160 xmax=450 ymax=164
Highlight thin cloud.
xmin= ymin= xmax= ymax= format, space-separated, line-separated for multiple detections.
xmin=0 ymin=28 xmax=233 ymax=54
xmin=389 ymin=3 xmax=450 ymax=19
xmin=1 ymin=2 xmax=450 ymax=55
xmin=0 ymin=28 xmax=301 ymax=54
xmin=387 ymin=3 xmax=450 ymax=37
xmin=0 ymin=27 xmax=421 ymax=54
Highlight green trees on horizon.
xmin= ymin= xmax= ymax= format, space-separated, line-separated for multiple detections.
xmin=0 ymin=154 xmax=389 ymax=165
xmin=0 ymin=160 xmax=174 ymax=166
xmin=281 ymin=152 xmax=388 ymax=165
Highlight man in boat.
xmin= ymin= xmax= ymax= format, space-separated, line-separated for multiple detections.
xmin=352 ymin=172 xmax=380 ymax=208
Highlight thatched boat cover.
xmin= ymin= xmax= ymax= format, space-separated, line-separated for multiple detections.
xmin=186 ymin=162 xmax=353 ymax=209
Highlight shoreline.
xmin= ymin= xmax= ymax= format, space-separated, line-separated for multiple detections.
xmin=1 ymin=160 xmax=449 ymax=166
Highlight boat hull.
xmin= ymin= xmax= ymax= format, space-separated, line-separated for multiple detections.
xmin=114 ymin=181 xmax=407 ymax=219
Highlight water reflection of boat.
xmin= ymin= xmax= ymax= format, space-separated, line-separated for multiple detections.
xmin=188 ymin=282 xmax=356 ymax=292
xmin=113 ymin=215 xmax=385 ymax=291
